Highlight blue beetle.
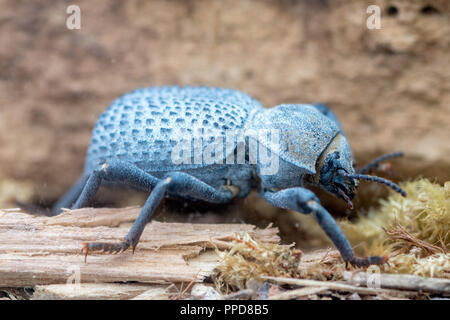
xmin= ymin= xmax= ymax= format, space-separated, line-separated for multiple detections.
xmin=53 ymin=86 xmax=405 ymax=266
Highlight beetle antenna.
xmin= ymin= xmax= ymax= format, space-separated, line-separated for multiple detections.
xmin=357 ymin=152 xmax=404 ymax=174
xmin=340 ymin=172 xmax=407 ymax=197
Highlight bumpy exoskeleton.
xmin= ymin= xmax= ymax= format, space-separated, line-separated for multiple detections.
xmin=53 ymin=86 xmax=406 ymax=266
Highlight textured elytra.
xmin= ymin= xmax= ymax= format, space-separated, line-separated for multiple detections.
xmin=85 ymin=86 xmax=262 ymax=173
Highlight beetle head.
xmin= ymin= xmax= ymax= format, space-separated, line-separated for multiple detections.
xmin=315 ymin=134 xmax=407 ymax=209
xmin=315 ymin=134 xmax=358 ymax=208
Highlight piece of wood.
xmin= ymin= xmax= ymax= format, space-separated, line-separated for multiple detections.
xmin=261 ymin=276 xmax=418 ymax=297
xmin=32 ymin=283 xmax=169 ymax=300
xmin=343 ymin=271 xmax=450 ymax=294
xmin=131 ymin=286 xmax=173 ymax=300
xmin=0 ymin=207 xmax=279 ymax=287
xmin=268 ymin=286 xmax=328 ymax=300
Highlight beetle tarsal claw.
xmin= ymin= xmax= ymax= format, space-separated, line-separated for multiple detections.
xmin=345 ymin=255 xmax=389 ymax=269
xmin=81 ymin=241 xmax=131 ymax=262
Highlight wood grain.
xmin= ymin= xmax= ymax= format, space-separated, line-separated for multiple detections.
xmin=0 ymin=207 xmax=279 ymax=288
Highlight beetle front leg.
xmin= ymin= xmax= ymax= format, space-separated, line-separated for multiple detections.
xmin=260 ymin=187 xmax=387 ymax=268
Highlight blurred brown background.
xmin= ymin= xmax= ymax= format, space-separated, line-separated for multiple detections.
xmin=0 ymin=0 xmax=449 ymax=241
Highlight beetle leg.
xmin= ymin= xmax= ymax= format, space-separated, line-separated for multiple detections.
xmin=82 ymin=171 xmax=236 ymax=262
xmin=81 ymin=241 xmax=130 ymax=263
xmin=51 ymin=174 xmax=89 ymax=215
xmin=260 ymin=187 xmax=388 ymax=268
xmin=71 ymin=159 xmax=160 ymax=210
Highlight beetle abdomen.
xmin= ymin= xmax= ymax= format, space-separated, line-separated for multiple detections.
xmin=85 ymin=86 xmax=262 ymax=173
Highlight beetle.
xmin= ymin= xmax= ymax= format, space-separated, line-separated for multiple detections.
xmin=53 ymin=86 xmax=406 ymax=267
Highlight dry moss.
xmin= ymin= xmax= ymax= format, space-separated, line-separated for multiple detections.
xmin=339 ymin=179 xmax=449 ymax=278
xmin=213 ymin=179 xmax=449 ymax=293
xmin=295 ymin=249 xmax=346 ymax=281
xmin=212 ymin=232 xmax=302 ymax=293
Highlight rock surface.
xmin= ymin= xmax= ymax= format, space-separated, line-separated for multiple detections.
xmin=0 ymin=0 xmax=448 ymax=216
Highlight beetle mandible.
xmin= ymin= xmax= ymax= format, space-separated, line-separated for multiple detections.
xmin=53 ymin=86 xmax=406 ymax=267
